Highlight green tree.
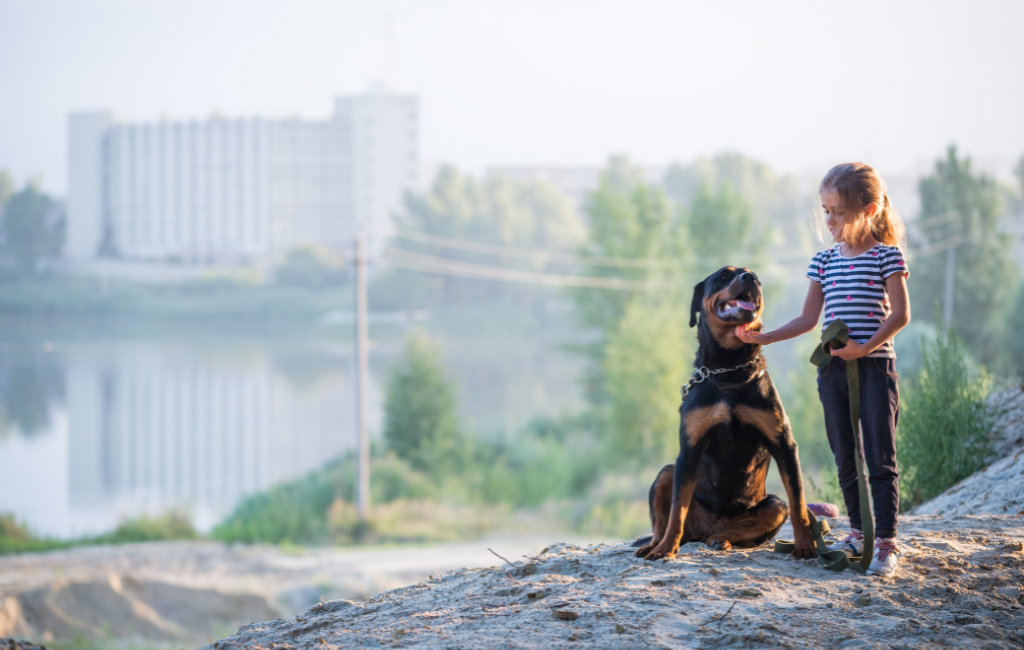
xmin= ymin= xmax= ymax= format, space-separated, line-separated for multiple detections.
xmin=914 ymin=146 xmax=1012 ymax=363
xmin=602 ymin=297 xmax=692 ymax=463
xmin=570 ymin=157 xmax=682 ymax=405
xmin=2 ymin=181 xmax=63 ymax=274
xmin=382 ymin=329 xmax=468 ymax=474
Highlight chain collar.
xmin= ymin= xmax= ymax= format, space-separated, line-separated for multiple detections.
xmin=680 ymin=356 xmax=761 ymax=400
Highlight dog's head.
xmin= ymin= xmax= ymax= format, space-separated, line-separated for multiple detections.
xmin=689 ymin=266 xmax=764 ymax=349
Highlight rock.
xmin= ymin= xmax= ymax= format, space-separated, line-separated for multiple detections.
xmin=853 ymin=594 xmax=872 ymax=607
xmin=615 ymin=623 xmax=626 ymax=634
xmin=1 ymin=641 xmax=49 ymax=650
xmin=552 ymin=610 xmax=579 ymax=621
xmin=738 ymin=588 xmax=762 ymax=597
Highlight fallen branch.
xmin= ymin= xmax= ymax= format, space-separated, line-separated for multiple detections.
xmin=699 ymin=600 xmax=738 ymax=630
xmin=488 ymin=547 xmax=515 ymax=567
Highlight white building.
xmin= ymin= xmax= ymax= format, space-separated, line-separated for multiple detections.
xmin=67 ymin=92 xmax=418 ymax=264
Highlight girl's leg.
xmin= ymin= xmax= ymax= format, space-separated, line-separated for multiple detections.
xmin=817 ymin=358 xmax=862 ymax=530
xmin=857 ymin=358 xmax=900 ymax=539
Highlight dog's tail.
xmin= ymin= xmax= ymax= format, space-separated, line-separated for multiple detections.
xmin=630 ymin=534 xmax=654 ymax=548
xmin=807 ymin=502 xmax=840 ymax=518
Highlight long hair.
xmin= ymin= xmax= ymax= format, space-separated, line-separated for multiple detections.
xmin=817 ymin=162 xmax=907 ymax=250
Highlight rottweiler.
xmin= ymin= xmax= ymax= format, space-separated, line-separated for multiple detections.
xmin=633 ymin=266 xmax=816 ymax=560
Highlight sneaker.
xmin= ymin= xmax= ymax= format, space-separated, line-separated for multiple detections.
xmin=866 ymin=538 xmax=900 ymax=577
xmin=828 ymin=529 xmax=864 ymax=558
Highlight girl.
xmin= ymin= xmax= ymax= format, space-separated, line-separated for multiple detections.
xmin=735 ymin=162 xmax=911 ymax=577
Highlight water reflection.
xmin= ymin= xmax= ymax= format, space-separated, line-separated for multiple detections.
xmin=0 ymin=326 xmax=582 ymax=539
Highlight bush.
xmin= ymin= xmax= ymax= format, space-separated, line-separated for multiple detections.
xmin=91 ymin=510 xmax=197 ymax=544
xmin=0 ymin=513 xmax=70 ymax=554
xmin=899 ymin=325 xmax=993 ymax=507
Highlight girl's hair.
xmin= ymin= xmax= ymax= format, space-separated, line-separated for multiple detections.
xmin=818 ymin=162 xmax=907 ymax=250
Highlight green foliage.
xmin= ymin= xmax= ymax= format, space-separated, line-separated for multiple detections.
xmin=898 ymin=325 xmax=993 ymax=508
xmin=602 ymin=298 xmax=691 ymax=463
xmin=383 ymin=329 xmax=469 ymax=474
xmin=1 ymin=510 xmax=197 ymax=554
xmin=914 ymin=146 xmax=1013 ymax=365
xmin=90 ymin=510 xmax=197 ymax=544
xmin=213 ymin=459 xmax=347 ymax=544
xmin=273 ymin=245 xmax=346 ymax=287
xmin=0 ymin=512 xmax=71 ymax=554
xmin=2 ymin=180 xmax=63 ymax=274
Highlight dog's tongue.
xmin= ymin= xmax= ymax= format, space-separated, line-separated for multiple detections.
xmin=735 ymin=300 xmax=756 ymax=311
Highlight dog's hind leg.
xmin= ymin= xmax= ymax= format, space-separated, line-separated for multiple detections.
xmin=705 ymin=495 xmax=788 ymax=551
xmin=633 ymin=465 xmax=674 ymax=554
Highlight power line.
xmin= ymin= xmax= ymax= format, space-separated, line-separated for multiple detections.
xmin=385 ymin=247 xmax=807 ymax=290
xmin=386 ymin=247 xmax=685 ymax=290
xmin=393 ymin=228 xmax=814 ymax=267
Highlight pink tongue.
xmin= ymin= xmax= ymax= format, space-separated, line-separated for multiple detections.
xmin=736 ymin=300 xmax=756 ymax=311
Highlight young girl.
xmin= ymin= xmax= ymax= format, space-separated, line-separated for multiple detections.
xmin=735 ymin=162 xmax=911 ymax=577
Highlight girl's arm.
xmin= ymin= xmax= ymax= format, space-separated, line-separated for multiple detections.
xmin=735 ymin=280 xmax=824 ymax=345
xmin=830 ymin=273 xmax=911 ymax=360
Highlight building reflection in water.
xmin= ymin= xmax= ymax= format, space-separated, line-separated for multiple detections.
xmin=0 ymin=340 xmax=364 ymax=538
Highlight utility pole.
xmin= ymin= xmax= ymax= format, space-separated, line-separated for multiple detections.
xmin=943 ymin=244 xmax=955 ymax=328
xmin=354 ymin=233 xmax=370 ymax=518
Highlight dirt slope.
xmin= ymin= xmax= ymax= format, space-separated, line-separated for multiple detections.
xmin=201 ymin=515 xmax=1024 ymax=650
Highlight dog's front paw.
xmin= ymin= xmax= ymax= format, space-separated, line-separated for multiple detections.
xmin=633 ymin=544 xmax=656 ymax=558
xmin=790 ymin=543 xmax=816 ymax=560
xmin=642 ymin=544 xmax=678 ymax=561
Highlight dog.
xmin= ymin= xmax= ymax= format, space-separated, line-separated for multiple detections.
xmin=633 ymin=266 xmax=816 ymax=560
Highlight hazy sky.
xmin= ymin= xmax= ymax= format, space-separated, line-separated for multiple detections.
xmin=2 ymin=0 xmax=1023 ymax=193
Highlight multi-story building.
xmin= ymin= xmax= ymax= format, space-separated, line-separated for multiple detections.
xmin=66 ymin=91 xmax=418 ymax=264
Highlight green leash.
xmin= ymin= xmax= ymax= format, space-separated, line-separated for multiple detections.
xmin=774 ymin=319 xmax=873 ymax=573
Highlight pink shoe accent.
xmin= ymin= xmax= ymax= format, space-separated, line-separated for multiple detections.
xmin=807 ymin=503 xmax=840 ymax=518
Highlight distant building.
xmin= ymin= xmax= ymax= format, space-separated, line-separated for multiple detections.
xmin=66 ymin=91 xmax=418 ymax=264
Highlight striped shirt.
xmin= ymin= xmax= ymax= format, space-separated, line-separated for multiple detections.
xmin=806 ymin=244 xmax=909 ymax=359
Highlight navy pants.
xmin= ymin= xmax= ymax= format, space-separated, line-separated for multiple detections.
xmin=817 ymin=356 xmax=900 ymax=539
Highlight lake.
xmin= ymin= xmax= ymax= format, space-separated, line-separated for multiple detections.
xmin=0 ymin=306 xmax=586 ymax=538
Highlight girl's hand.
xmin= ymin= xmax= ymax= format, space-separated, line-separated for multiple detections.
xmin=830 ymin=338 xmax=870 ymax=360
xmin=734 ymin=324 xmax=772 ymax=345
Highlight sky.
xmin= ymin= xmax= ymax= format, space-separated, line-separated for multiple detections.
xmin=2 ymin=0 xmax=1023 ymax=194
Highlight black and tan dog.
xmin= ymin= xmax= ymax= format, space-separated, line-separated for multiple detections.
xmin=633 ymin=266 xmax=815 ymax=560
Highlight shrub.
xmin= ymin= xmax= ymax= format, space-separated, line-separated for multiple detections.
xmin=0 ymin=512 xmax=70 ymax=554
xmin=899 ymin=325 xmax=992 ymax=508
xmin=91 ymin=510 xmax=197 ymax=544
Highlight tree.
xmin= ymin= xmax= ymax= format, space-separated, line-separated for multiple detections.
xmin=569 ymin=157 xmax=684 ymax=405
xmin=383 ymin=165 xmax=585 ymax=306
xmin=602 ymin=297 xmax=692 ymax=463
xmin=914 ymin=146 xmax=1013 ymax=363
xmin=273 ymin=245 xmax=346 ymax=287
xmin=2 ymin=181 xmax=63 ymax=274
xmin=382 ymin=329 xmax=468 ymax=474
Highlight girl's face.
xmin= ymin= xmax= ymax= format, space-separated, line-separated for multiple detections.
xmin=821 ymin=189 xmax=871 ymax=244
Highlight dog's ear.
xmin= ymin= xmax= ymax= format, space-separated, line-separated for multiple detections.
xmin=689 ymin=280 xmax=705 ymax=328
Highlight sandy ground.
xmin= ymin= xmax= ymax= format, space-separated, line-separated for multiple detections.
xmin=198 ymin=515 xmax=1024 ymax=650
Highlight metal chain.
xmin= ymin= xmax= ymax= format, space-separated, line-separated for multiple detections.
xmin=680 ymin=356 xmax=760 ymax=400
